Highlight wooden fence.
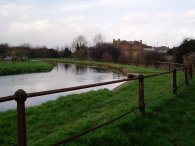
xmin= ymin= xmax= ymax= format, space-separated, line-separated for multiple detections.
xmin=0 ymin=62 xmax=193 ymax=146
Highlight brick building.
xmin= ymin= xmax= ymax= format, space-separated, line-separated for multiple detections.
xmin=113 ymin=39 xmax=144 ymax=63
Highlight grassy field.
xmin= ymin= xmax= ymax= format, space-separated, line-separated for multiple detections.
xmin=0 ymin=60 xmax=53 ymax=76
xmin=0 ymin=61 xmax=194 ymax=146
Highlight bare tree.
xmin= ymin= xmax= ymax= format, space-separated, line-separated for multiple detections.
xmin=72 ymin=35 xmax=88 ymax=51
xmin=90 ymin=43 xmax=119 ymax=62
xmin=93 ymin=33 xmax=105 ymax=46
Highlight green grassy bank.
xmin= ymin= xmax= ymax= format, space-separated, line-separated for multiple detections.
xmin=0 ymin=60 xmax=193 ymax=146
xmin=42 ymin=58 xmax=162 ymax=75
xmin=0 ymin=60 xmax=53 ymax=76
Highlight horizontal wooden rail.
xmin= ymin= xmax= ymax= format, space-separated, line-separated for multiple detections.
xmin=28 ymin=78 xmax=132 ymax=98
xmin=51 ymin=107 xmax=139 ymax=146
xmin=0 ymin=95 xmax=15 ymax=103
xmin=144 ymin=70 xmax=173 ymax=78
xmin=144 ymin=68 xmax=183 ymax=79
xmin=146 ymin=61 xmax=183 ymax=66
xmin=0 ymin=77 xmax=139 ymax=103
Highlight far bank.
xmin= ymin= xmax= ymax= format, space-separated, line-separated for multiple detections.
xmin=0 ymin=60 xmax=53 ymax=76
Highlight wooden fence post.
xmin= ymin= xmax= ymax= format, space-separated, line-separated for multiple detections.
xmin=189 ymin=65 xmax=193 ymax=80
xmin=138 ymin=74 xmax=145 ymax=117
xmin=168 ymin=64 xmax=171 ymax=71
xmin=14 ymin=89 xmax=28 ymax=146
xmin=185 ymin=67 xmax=189 ymax=85
xmin=182 ymin=64 xmax=185 ymax=72
xmin=145 ymin=63 xmax=148 ymax=68
xmin=173 ymin=69 xmax=177 ymax=94
xmin=155 ymin=63 xmax=158 ymax=69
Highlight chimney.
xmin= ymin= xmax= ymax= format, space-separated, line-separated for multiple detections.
xmin=140 ymin=40 xmax=142 ymax=44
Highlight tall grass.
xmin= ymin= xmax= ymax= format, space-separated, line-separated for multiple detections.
xmin=0 ymin=60 xmax=53 ymax=76
xmin=0 ymin=60 xmax=193 ymax=146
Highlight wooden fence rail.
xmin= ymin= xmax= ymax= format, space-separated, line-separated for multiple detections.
xmin=0 ymin=62 xmax=193 ymax=146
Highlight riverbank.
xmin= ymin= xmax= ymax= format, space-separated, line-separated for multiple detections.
xmin=0 ymin=61 xmax=192 ymax=146
xmin=0 ymin=60 xmax=53 ymax=76
xmin=42 ymin=58 xmax=162 ymax=75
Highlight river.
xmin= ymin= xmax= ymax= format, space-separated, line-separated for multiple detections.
xmin=0 ymin=63 xmax=126 ymax=111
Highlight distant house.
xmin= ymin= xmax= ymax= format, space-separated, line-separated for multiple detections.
xmin=143 ymin=46 xmax=155 ymax=52
xmin=3 ymin=56 xmax=12 ymax=61
xmin=143 ymin=45 xmax=169 ymax=54
xmin=155 ymin=46 xmax=169 ymax=53
xmin=113 ymin=39 xmax=144 ymax=63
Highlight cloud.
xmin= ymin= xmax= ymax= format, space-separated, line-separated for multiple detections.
xmin=122 ymin=10 xmax=195 ymax=30
xmin=94 ymin=0 xmax=155 ymax=7
xmin=122 ymin=12 xmax=153 ymax=24
xmin=55 ymin=3 xmax=90 ymax=12
xmin=0 ymin=3 xmax=33 ymax=18
xmin=0 ymin=3 xmax=17 ymax=17
xmin=1 ymin=16 xmax=97 ymax=47
xmin=186 ymin=10 xmax=195 ymax=17
xmin=0 ymin=0 xmax=195 ymax=47
xmin=9 ymin=20 xmax=51 ymax=32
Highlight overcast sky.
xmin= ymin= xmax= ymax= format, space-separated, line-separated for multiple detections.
xmin=0 ymin=0 xmax=195 ymax=48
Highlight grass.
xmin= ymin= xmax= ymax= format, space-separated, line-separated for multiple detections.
xmin=42 ymin=58 xmax=162 ymax=75
xmin=0 ymin=60 xmax=194 ymax=146
xmin=0 ymin=60 xmax=53 ymax=76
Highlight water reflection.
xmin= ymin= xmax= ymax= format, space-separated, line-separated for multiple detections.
xmin=0 ymin=63 xmax=126 ymax=111
xmin=90 ymin=67 xmax=110 ymax=73
xmin=64 ymin=64 xmax=70 ymax=70
xmin=75 ymin=65 xmax=87 ymax=74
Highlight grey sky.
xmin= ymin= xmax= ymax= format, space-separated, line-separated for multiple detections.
xmin=0 ymin=0 xmax=195 ymax=48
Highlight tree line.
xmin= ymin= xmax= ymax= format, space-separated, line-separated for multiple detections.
xmin=0 ymin=34 xmax=120 ymax=62
xmin=167 ymin=39 xmax=195 ymax=65
xmin=0 ymin=34 xmax=195 ymax=66
xmin=0 ymin=43 xmax=71 ymax=59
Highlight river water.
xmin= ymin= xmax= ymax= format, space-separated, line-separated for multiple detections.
xmin=0 ymin=63 xmax=126 ymax=111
